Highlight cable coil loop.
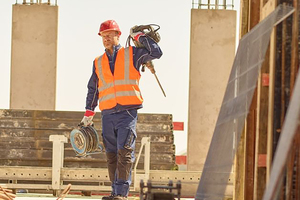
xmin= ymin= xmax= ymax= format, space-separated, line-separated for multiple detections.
xmin=70 ymin=125 xmax=103 ymax=157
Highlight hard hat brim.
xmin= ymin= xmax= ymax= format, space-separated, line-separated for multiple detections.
xmin=98 ymin=29 xmax=121 ymax=36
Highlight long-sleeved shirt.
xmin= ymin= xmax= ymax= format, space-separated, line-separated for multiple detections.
xmin=85 ymin=35 xmax=163 ymax=115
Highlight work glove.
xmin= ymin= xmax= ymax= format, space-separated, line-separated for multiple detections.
xmin=143 ymin=61 xmax=156 ymax=74
xmin=130 ymin=29 xmax=145 ymax=42
xmin=80 ymin=110 xmax=95 ymax=127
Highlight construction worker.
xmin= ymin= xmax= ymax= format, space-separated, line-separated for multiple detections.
xmin=81 ymin=20 xmax=162 ymax=200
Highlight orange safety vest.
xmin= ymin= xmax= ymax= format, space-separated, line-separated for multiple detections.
xmin=94 ymin=46 xmax=143 ymax=111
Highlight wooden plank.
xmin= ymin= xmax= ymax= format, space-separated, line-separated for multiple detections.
xmin=234 ymin=129 xmax=246 ymax=200
xmin=0 ymin=129 xmax=174 ymax=143
xmin=267 ymin=19 xmax=276 ymax=183
xmin=0 ymin=109 xmax=177 ymax=171
xmin=243 ymin=0 xmax=262 ymax=198
xmin=239 ymin=0 xmax=250 ymax=38
xmin=250 ymin=0 xmax=261 ymax=29
xmin=261 ymin=0 xmax=277 ymax=19
xmin=0 ymin=149 xmax=174 ymax=162
xmin=235 ymin=0 xmax=250 ymax=198
xmin=290 ymin=0 xmax=299 ymax=95
xmin=261 ymin=0 xmax=277 ymax=183
xmin=296 ymin=134 xmax=300 ymax=200
xmin=284 ymin=3 xmax=295 ymax=197
xmin=281 ymin=19 xmax=287 ymax=126
xmin=285 ymin=139 xmax=296 ymax=200
xmin=273 ymin=14 xmax=282 ymax=167
xmin=0 ymin=139 xmax=175 ymax=153
xmin=254 ymin=47 xmax=269 ymax=200
xmin=0 ymin=134 xmax=175 ymax=144
xmin=256 ymin=0 xmax=279 ymax=197
xmin=0 ymin=110 xmax=173 ymax=123
xmin=245 ymin=94 xmax=256 ymax=200
xmin=235 ymin=0 xmax=263 ymax=198
xmin=0 ymin=119 xmax=173 ymax=133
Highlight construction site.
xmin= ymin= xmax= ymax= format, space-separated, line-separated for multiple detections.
xmin=0 ymin=0 xmax=300 ymax=199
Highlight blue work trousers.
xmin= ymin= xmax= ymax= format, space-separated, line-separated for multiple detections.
xmin=102 ymin=109 xmax=137 ymax=197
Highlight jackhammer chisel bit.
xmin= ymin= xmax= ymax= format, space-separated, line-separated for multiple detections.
xmin=142 ymin=60 xmax=166 ymax=97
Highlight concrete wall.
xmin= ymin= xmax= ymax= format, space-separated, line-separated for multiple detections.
xmin=187 ymin=9 xmax=236 ymax=171
xmin=10 ymin=4 xmax=58 ymax=110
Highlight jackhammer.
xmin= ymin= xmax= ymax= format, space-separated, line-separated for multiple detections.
xmin=126 ymin=24 xmax=166 ymax=97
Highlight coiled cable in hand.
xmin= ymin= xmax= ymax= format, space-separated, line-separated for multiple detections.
xmin=70 ymin=125 xmax=103 ymax=157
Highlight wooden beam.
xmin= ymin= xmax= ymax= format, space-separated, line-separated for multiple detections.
xmin=254 ymin=46 xmax=269 ymax=200
xmin=252 ymin=1 xmax=278 ymax=199
xmin=250 ymin=0 xmax=261 ymax=29
xmin=260 ymin=0 xmax=277 ymax=183
xmin=290 ymin=0 xmax=299 ymax=96
xmin=235 ymin=0 xmax=262 ymax=199
xmin=281 ymin=18 xmax=287 ymax=127
xmin=285 ymin=139 xmax=297 ymax=200
xmin=234 ymin=1 xmax=250 ymax=199
xmin=282 ymin=1 xmax=299 ymax=198
xmin=245 ymin=0 xmax=262 ymax=198
xmin=245 ymin=94 xmax=256 ymax=200
xmin=239 ymin=0 xmax=250 ymax=38
xmin=296 ymin=133 xmax=300 ymax=200
xmin=267 ymin=29 xmax=276 ymax=181
xmin=234 ymin=128 xmax=246 ymax=200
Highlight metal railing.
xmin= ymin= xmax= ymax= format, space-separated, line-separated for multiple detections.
xmin=192 ymin=0 xmax=234 ymax=10
xmin=15 ymin=0 xmax=57 ymax=6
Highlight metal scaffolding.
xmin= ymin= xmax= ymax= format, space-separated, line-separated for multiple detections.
xmin=192 ymin=0 xmax=234 ymax=10
xmin=16 ymin=0 xmax=57 ymax=6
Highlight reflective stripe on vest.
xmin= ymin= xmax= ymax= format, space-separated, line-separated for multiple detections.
xmin=97 ymin=49 xmax=138 ymax=92
xmin=96 ymin=47 xmax=143 ymax=110
xmin=99 ymin=90 xmax=141 ymax=102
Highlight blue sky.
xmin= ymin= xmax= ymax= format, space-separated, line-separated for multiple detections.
xmin=0 ymin=0 xmax=240 ymax=154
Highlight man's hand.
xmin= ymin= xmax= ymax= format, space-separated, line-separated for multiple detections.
xmin=81 ymin=110 xmax=95 ymax=127
xmin=130 ymin=30 xmax=145 ymax=42
xmin=144 ymin=61 xmax=156 ymax=74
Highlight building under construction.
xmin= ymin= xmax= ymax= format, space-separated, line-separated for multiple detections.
xmin=0 ymin=0 xmax=300 ymax=200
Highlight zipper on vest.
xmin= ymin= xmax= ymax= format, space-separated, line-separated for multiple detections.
xmin=113 ymin=76 xmax=117 ymax=99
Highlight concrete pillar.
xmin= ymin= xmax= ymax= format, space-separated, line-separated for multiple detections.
xmin=187 ymin=9 xmax=236 ymax=171
xmin=10 ymin=3 xmax=58 ymax=110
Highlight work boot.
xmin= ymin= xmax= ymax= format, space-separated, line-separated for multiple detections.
xmin=113 ymin=195 xmax=128 ymax=200
xmin=102 ymin=194 xmax=115 ymax=200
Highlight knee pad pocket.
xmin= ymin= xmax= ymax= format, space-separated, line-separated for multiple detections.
xmin=117 ymin=149 xmax=133 ymax=180
xmin=106 ymin=152 xmax=117 ymax=182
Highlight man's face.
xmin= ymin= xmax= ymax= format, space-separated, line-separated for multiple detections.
xmin=101 ymin=31 xmax=119 ymax=50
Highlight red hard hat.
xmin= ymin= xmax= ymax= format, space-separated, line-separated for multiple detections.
xmin=98 ymin=20 xmax=121 ymax=36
